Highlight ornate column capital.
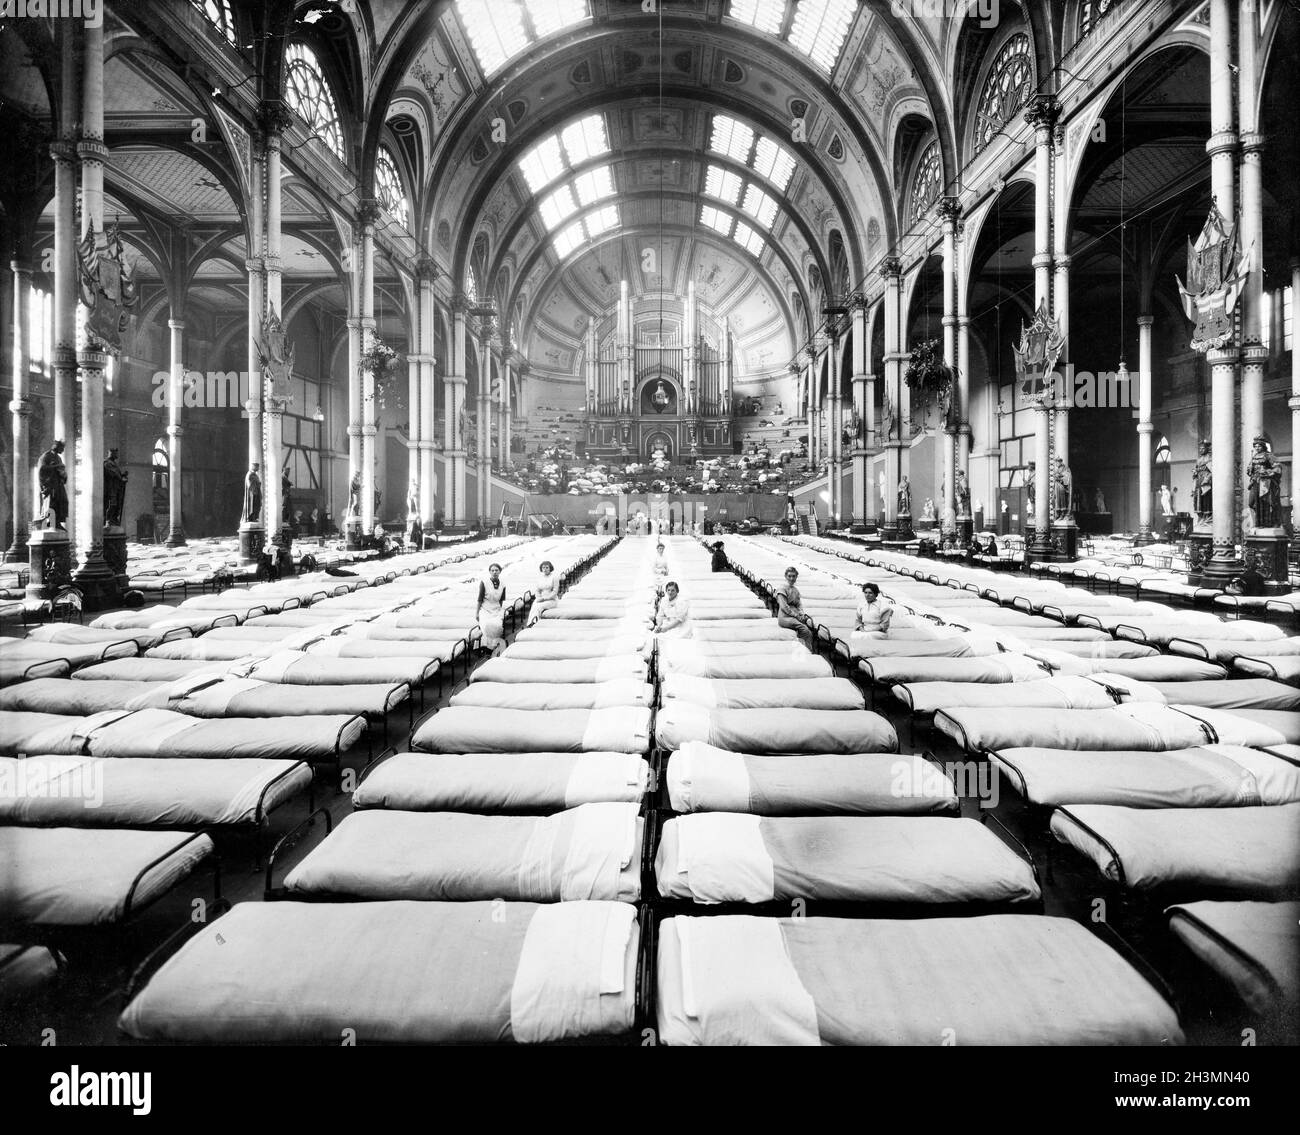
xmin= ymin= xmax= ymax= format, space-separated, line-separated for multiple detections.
xmin=1023 ymin=95 xmax=1061 ymax=134
xmin=168 ymin=318 xmax=185 ymax=331
xmin=257 ymin=101 xmax=295 ymax=139
xmin=1137 ymin=314 xmax=1155 ymax=328
xmin=415 ymin=253 xmax=439 ymax=283
xmin=938 ymin=195 xmax=963 ymax=228
xmin=879 ymin=256 xmax=902 ymax=281
xmin=357 ymin=200 xmax=381 ymax=230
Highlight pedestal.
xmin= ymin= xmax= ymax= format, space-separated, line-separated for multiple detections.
xmin=1049 ymin=523 xmax=1078 ymax=562
xmin=344 ymin=517 xmax=364 ymax=550
xmin=1246 ymin=531 xmax=1290 ymax=588
xmin=72 ymin=548 xmax=123 ymax=612
xmin=239 ymin=522 xmax=265 ymax=565
xmin=957 ymin=517 xmax=974 ymax=547
xmin=25 ymin=528 xmax=72 ymax=607
xmin=1187 ymin=532 xmax=1213 ymax=582
xmin=102 ymin=525 xmax=129 ymax=591
xmin=896 ymin=512 xmax=914 ymax=542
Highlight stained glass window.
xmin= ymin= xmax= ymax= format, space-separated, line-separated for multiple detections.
xmin=375 ymin=146 xmax=408 ymax=226
xmin=909 ymin=142 xmax=941 ymax=224
xmin=285 ymin=43 xmax=345 ymax=160
xmin=191 ymin=0 xmax=237 ymax=46
xmin=1079 ymin=0 xmax=1120 ymax=38
xmin=973 ymin=33 xmax=1033 ymax=154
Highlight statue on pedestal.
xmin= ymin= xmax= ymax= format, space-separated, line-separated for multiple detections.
xmin=1025 ymin=461 xmax=1036 ymax=516
xmin=38 ymin=440 xmax=69 ymax=530
xmin=920 ymin=498 xmax=936 ymax=522
xmin=242 ymin=463 xmax=262 ymax=524
xmin=1192 ymin=441 xmax=1212 ymax=525
xmin=346 ymin=472 xmax=362 ymax=519
xmin=103 ymin=447 xmax=128 ymax=528
xmin=1247 ymin=437 xmax=1283 ymax=529
xmin=406 ymin=478 xmax=422 ymax=547
xmin=1053 ymin=457 xmax=1073 ymax=522
xmin=955 ymin=469 xmax=971 ymax=517
xmin=281 ymin=464 xmax=293 ymax=526
xmin=1160 ymin=485 xmax=1174 ymax=518
xmin=897 ymin=475 xmax=911 ymax=517
xmin=1094 ymin=488 xmax=1107 ymax=514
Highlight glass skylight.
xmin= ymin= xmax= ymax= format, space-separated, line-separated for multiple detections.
xmin=709 ymin=115 xmax=755 ymax=163
xmin=789 ymin=0 xmax=855 ymax=73
xmin=559 ymin=114 xmax=608 ymax=164
xmin=518 ymin=114 xmax=608 ymax=193
xmin=741 ymin=184 xmax=777 ymax=227
xmin=529 ymin=0 xmax=587 ymax=37
xmin=550 ymin=204 xmax=620 ymax=261
xmin=700 ymin=205 xmax=732 ymax=236
xmin=728 ymin=0 xmax=784 ymax=35
xmin=733 ymin=219 xmax=765 ymax=256
xmin=573 ymin=166 xmax=614 ymax=206
xmin=752 ymin=136 xmax=795 ymax=191
xmin=704 ymin=164 xmax=743 ymax=205
xmin=519 ymin=135 xmax=566 ymax=193
xmin=553 ymin=220 xmax=585 ymax=260
xmin=539 ymin=184 xmax=579 ymax=230
xmin=455 ymin=0 xmax=588 ymax=77
xmin=584 ymin=204 xmax=618 ymax=237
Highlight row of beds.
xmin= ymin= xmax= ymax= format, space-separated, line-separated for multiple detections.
xmin=0 ymin=534 xmax=615 ymax=1021
xmin=751 ymin=532 xmax=1299 ymax=1038
xmin=83 ymin=532 xmax=1210 ymax=1046
xmin=1024 ymin=541 xmax=1300 ymax=621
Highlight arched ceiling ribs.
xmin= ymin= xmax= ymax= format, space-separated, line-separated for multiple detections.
xmin=187 ymin=227 xmax=248 ymax=279
xmin=485 ymin=145 xmax=820 ymax=297
xmin=450 ymin=83 xmax=871 ymax=294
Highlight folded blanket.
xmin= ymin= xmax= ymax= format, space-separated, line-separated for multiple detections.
xmin=655 ymin=814 xmax=1039 ymax=905
xmin=668 ymin=743 xmax=959 ymax=815
xmin=285 ymin=804 xmax=643 ymax=902
xmin=353 ymin=752 xmax=648 ymax=812
xmin=412 ymin=707 xmax=652 ymax=754
xmin=655 ymin=704 xmax=896 ymax=754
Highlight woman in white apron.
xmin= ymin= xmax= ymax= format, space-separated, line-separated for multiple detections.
xmin=652 ymin=581 xmax=692 ymax=639
xmin=529 ymin=559 xmax=558 ymax=624
xmin=849 ymin=582 xmax=893 ymax=652
xmin=476 ymin=563 xmax=507 ymax=655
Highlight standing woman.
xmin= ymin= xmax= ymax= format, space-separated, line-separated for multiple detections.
xmin=850 ymin=583 xmax=893 ymax=652
xmin=776 ymin=566 xmax=812 ymax=639
xmin=529 ymin=560 xmax=559 ymax=624
xmin=476 ymin=563 xmax=508 ymax=656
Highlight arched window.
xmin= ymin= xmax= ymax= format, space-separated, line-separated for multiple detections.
xmin=973 ymin=33 xmax=1033 ymax=155
xmin=375 ymin=146 xmax=409 ymax=227
xmin=1079 ymin=0 xmax=1121 ymax=38
xmin=909 ymin=142 xmax=941 ymax=225
xmin=1154 ymin=435 xmax=1171 ymax=464
xmin=285 ymin=43 xmax=345 ymax=161
xmin=152 ymin=438 xmax=169 ymax=492
xmin=190 ymin=0 xmax=237 ymax=46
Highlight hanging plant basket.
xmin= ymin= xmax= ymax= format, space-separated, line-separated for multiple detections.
xmin=904 ymin=338 xmax=953 ymax=405
xmin=361 ymin=340 xmax=402 ymax=410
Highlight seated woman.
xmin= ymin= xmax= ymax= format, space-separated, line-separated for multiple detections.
xmin=711 ymin=541 xmax=729 ymax=573
xmin=529 ymin=560 xmax=559 ymax=624
xmin=476 ymin=563 xmax=508 ymax=656
xmin=776 ymin=567 xmax=812 ymax=640
xmin=849 ymin=583 xmax=894 ymax=651
xmin=652 ymin=581 xmax=692 ymax=639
